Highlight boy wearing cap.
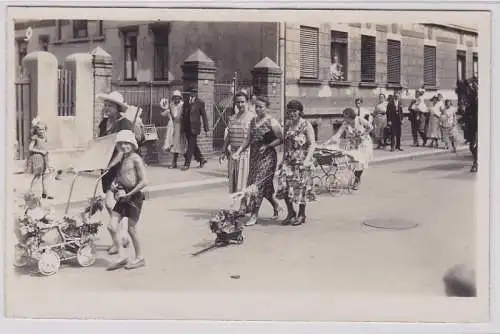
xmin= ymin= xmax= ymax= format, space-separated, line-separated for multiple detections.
xmin=107 ymin=130 xmax=148 ymax=271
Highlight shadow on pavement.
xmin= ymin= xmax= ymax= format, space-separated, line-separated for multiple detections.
xmin=170 ymin=208 xmax=216 ymax=221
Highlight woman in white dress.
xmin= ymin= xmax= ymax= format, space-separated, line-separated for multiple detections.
xmin=427 ymin=95 xmax=442 ymax=148
xmin=372 ymin=93 xmax=388 ymax=149
xmin=322 ymin=107 xmax=374 ymax=190
xmin=161 ymin=90 xmax=187 ymax=168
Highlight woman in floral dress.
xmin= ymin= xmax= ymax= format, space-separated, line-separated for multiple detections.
xmin=323 ymin=107 xmax=374 ymax=190
xmin=427 ymin=95 xmax=442 ymax=148
xmin=222 ymin=91 xmax=255 ymax=194
xmin=275 ymin=100 xmax=316 ymax=226
xmin=233 ymin=96 xmax=283 ymax=226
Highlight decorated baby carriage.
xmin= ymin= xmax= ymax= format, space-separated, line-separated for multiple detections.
xmin=312 ymin=144 xmax=357 ymax=195
xmin=13 ymin=135 xmax=118 ymax=276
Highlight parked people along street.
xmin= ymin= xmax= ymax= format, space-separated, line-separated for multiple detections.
xmin=107 ymin=130 xmax=148 ymax=271
xmin=323 ymin=107 xmax=374 ymax=190
xmin=181 ymin=87 xmax=208 ymax=171
xmin=232 ymin=96 xmax=283 ymax=226
xmin=372 ymin=93 xmax=388 ymax=149
xmin=440 ymin=99 xmax=458 ymax=153
xmin=386 ymin=91 xmax=404 ymax=152
xmin=161 ymin=90 xmax=187 ymax=168
xmin=275 ymin=100 xmax=316 ymax=226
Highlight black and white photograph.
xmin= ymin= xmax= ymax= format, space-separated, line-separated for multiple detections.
xmin=3 ymin=7 xmax=492 ymax=324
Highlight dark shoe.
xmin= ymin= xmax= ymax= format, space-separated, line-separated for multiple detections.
xmin=397 ymin=148 xmax=403 ymax=151
xmin=470 ymin=162 xmax=478 ymax=173
xmin=281 ymin=212 xmax=296 ymax=225
xmin=292 ymin=215 xmax=306 ymax=226
xmin=181 ymin=165 xmax=190 ymax=171
xmin=199 ymin=159 xmax=207 ymax=168
xmin=169 ymin=163 xmax=178 ymax=169
xmin=42 ymin=193 xmax=54 ymax=200
xmin=390 ymin=148 xmax=395 ymax=152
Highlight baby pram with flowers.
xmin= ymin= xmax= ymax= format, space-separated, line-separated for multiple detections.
xmin=312 ymin=144 xmax=357 ymax=195
xmin=13 ymin=135 xmax=118 ymax=276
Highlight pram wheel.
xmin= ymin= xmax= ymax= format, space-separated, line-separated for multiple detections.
xmin=76 ymin=243 xmax=97 ymax=267
xmin=13 ymin=244 xmax=28 ymax=268
xmin=38 ymin=250 xmax=61 ymax=276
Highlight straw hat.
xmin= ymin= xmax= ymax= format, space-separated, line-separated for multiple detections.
xmin=97 ymin=91 xmax=128 ymax=112
xmin=172 ymin=90 xmax=182 ymax=98
xmin=116 ymin=130 xmax=138 ymax=150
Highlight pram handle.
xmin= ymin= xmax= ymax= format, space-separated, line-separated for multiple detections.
xmin=64 ymin=169 xmax=109 ymax=215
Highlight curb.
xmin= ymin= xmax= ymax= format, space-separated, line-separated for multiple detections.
xmin=51 ymin=146 xmax=468 ymax=210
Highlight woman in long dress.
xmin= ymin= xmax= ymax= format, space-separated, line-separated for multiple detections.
xmin=323 ymin=107 xmax=374 ymax=190
xmin=427 ymin=95 xmax=442 ymax=148
xmin=161 ymin=90 xmax=187 ymax=168
xmin=372 ymin=93 xmax=388 ymax=149
xmin=440 ymin=99 xmax=459 ymax=152
xmin=233 ymin=96 xmax=283 ymax=226
xmin=275 ymin=100 xmax=316 ymax=226
xmin=222 ymin=91 xmax=255 ymax=194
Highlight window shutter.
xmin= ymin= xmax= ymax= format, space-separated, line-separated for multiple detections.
xmin=361 ymin=35 xmax=376 ymax=82
xmin=424 ymin=45 xmax=436 ymax=86
xmin=387 ymin=39 xmax=401 ymax=84
xmin=300 ymin=26 xmax=319 ymax=79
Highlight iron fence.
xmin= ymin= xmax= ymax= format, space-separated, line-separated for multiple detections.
xmin=15 ymin=67 xmax=32 ymax=160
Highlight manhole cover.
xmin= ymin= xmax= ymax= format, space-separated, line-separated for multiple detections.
xmin=363 ymin=218 xmax=419 ymax=230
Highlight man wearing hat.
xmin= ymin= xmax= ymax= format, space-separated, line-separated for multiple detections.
xmin=181 ymin=86 xmax=208 ymax=170
xmin=97 ymin=91 xmax=134 ymax=256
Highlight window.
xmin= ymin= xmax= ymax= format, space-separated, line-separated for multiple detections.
xmin=387 ymin=39 xmax=401 ymax=85
xmin=153 ymin=30 xmax=169 ymax=80
xmin=299 ymin=25 xmax=319 ymax=79
xmin=17 ymin=39 xmax=27 ymax=67
xmin=72 ymin=20 xmax=88 ymax=38
xmin=456 ymin=50 xmax=466 ymax=82
xmin=97 ymin=20 xmax=104 ymax=36
xmin=361 ymin=35 xmax=376 ymax=82
xmin=473 ymin=52 xmax=478 ymax=79
xmin=330 ymin=31 xmax=348 ymax=81
xmin=424 ymin=45 xmax=437 ymax=86
xmin=123 ymin=30 xmax=138 ymax=81
xmin=39 ymin=35 xmax=49 ymax=51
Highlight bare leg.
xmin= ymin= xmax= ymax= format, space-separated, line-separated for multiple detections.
xmin=106 ymin=212 xmax=129 ymax=271
xmin=107 ymin=211 xmax=121 ymax=254
xmin=30 ymin=175 xmax=39 ymax=192
xmin=125 ymin=219 xmax=145 ymax=269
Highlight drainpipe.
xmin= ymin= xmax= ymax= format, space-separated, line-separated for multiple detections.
xmin=278 ymin=22 xmax=286 ymax=127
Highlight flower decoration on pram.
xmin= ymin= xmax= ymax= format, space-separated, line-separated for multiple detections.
xmin=208 ymin=184 xmax=260 ymax=246
xmin=61 ymin=196 xmax=104 ymax=240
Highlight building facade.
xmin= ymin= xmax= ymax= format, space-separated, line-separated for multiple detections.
xmin=284 ymin=22 xmax=478 ymax=140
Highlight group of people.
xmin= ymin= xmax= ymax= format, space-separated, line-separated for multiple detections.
xmin=221 ymin=91 xmax=374 ymax=227
xmin=364 ymin=89 xmax=459 ymax=153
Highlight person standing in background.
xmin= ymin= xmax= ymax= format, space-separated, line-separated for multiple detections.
xmin=181 ymin=87 xmax=209 ymax=171
xmin=408 ymin=89 xmax=423 ymax=147
xmin=372 ymin=93 xmax=388 ymax=149
xmin=386 ymin=91 xmax=404 ymax=152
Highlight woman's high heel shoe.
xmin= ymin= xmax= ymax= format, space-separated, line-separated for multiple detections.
xmin=292 ymin=215 xmax=306 ymax=226
xmin=281 ymin=212 xmax=296 ymax=225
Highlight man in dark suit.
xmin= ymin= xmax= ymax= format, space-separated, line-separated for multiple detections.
xmin=386 ymin=91 xmax=404 ymax=152
xmin=181 ymin=87 xmax=209 ymax=170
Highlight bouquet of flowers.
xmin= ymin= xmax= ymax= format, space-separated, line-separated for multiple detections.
xmin=61 ymin=196 xmax=104 ymax=239
xmin=209 ymin=209 xmax=245 ymax=235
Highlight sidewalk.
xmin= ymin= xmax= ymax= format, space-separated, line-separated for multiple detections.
xmin=12 ymin=142 xmax=468 ymax=209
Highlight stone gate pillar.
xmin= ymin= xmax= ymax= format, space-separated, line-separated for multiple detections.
xmin=22 ymin=52 xmax=58 ymax=148
xmin=251 ymin=57 xmax=283 ymax=124
xmin=91 ymin=46 xmax=113 ymax=138
xmin=181 ymin=49 xmax=216 ymax=155
xmin=64 ymin=53 xmax=93 ymax=147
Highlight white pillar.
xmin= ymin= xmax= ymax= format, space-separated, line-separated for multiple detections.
xmin=64 ymin=53 xmax=93 ymax=146
xmin=22 ymin=52 xmax=58 ymax=148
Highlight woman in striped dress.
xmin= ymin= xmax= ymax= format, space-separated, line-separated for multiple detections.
xmin=222 ymin=91 xmax=255 ymax=194
xmin=233 ymin=96 xmax=283 ymax=226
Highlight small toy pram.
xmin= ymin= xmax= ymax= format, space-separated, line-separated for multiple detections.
xmin=13 ymin=135 xmax=118 ymax=276
xmin=312 ymin=146 xmax=357 ymax=195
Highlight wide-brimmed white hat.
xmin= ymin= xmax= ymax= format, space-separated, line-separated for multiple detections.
xmin=116 ymin=130 xmax=138 ymax=150
xmin=172 ymin=90 xmax=182 ymax=98
xmin=97 ymin=91 xmax=128 ymax=112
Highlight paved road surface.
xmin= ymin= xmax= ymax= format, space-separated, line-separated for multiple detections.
xmin=6 ymin=152 xmax=477 ymax=318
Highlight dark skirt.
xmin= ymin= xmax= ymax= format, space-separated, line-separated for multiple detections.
xmin=246 ymin=142 xmax=277 ymax=212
